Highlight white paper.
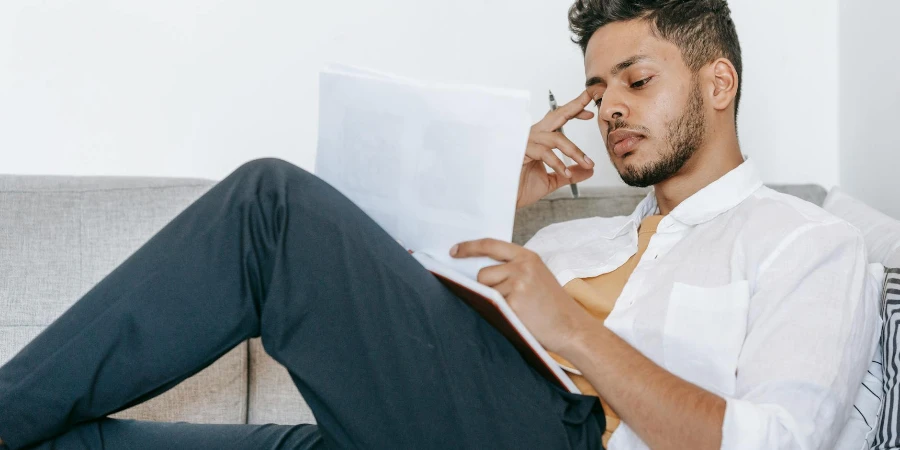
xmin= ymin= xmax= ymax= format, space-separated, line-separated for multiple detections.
xmin=314 ymin=63 xmax=532 ymax=279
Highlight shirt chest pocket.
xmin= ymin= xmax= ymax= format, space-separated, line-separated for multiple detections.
xmin=662 ymin=280 xmax=750 ymax=396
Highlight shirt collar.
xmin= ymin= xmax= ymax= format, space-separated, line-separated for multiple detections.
xmin=628 ymin=157 xmax=763 ymax=227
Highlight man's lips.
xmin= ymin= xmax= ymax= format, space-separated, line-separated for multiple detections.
xmin=608 ymin=129 xmax=645 ymax=157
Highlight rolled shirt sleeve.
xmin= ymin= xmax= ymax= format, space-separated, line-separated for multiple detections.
xmin=720 ymin=221 xmax=880 ymax=449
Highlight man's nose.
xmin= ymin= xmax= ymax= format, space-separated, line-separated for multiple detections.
xmin=598 ymin=87 xmax=629 ymax=124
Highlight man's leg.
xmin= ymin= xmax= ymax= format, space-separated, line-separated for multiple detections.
xmin=0 ymin=158 xmax=604 ymax=449
xmin=15 ymin=420 xmax=323 ymax=450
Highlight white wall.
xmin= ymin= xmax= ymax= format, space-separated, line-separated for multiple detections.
xmin=0 ymin=0 xmax=843 ymax=195
xmin=839 ymin=0 xmax=900 ymax=219
xmin=730 ymin=0 xmax=840 ymax=188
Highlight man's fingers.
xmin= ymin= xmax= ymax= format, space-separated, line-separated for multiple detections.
xmin=526 ymin=134 xmax=568 ymax=179
xmin=548 ymin=164 xmax=594 ymax=188
xmin=541 ymin=90 xmax=593 ymax=131
xmin=575 ymin=110 xmax=595 ymax=120
xmin=493 ymin=279 xmax=515 ymax=297
xmin=450 ymin=238 xmax=521 ymax=262
xmin=559 ymin=90 xmax=593 ymax=116
xmin=476 ymin=264 xmax=509 ymax=287
xmin=568 ymin=164 xmax=595 ymax=183
xmin=542 ymin=149 xmax=570 ymax=181
xmin=532 ymin=131 xmax=593 ymax=169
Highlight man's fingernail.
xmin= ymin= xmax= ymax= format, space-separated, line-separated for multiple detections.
xmin=565 ymin=169 xmax=572 ymax=178
xmin=584 ymin=155 xmax=593 ymax=165
xmin=450 ymin=244 xmax=459 ymax=256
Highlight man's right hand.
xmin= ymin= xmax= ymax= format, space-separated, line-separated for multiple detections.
xmin=516 ymin=90 xmax=597 ymax=209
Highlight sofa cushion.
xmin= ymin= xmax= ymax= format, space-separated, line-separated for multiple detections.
xmin=824 ymin=187 xmax=900 ymax=267
xmin=247 ymin=338 xmax=317 ymax=425
xmin=513 ymin=184 xmax=827 ymax=245
xmin=0 ymin=174 xmax=248 ymax=424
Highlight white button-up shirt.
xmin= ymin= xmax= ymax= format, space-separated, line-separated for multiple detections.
xmin=524 ymin=159 xmax=881 ymax=450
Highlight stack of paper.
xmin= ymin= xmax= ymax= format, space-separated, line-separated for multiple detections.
xmin=314 ymin=64 xmax=531 ymax=280
xmin=314 ymin=64 xmax=579 ymax=393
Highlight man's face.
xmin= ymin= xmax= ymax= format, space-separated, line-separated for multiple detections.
xmin=584 ymin=20 xmax=707 ymax=187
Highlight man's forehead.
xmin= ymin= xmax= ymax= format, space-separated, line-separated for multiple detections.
xmin=583 ymin=20 xmax=673 ymax=79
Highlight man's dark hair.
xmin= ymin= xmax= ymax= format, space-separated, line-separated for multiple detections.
xmin=568 ymin=0 xmax=743 ymax=117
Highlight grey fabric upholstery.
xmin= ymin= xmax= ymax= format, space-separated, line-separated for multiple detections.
xmin=0 ymin=175 xmax=248 ymax=425
xmin=0 ymin=173 xmax=829 ymax=427
xmin=512 ymin=184 xmax=827 ymax=245
xmin=247 ymin=338 xmax=317 ymax=425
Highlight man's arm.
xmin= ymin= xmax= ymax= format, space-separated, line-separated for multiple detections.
xmin=451 ymin=220 xmax=876 ymax=450
xmin=560 ymin=319 xmax=726 ymax=450
xmin=450 ymin=239 xmax=726 ymax=449
xmin=560 ymin=220 xmax=877 ymax=450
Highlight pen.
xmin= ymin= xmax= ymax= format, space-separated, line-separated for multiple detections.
xmin=548 ymin=90 xmax=579 ymax=199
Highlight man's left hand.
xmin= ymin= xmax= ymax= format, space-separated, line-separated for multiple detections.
xmin=450 ymin=238 xmax=593 ymax=354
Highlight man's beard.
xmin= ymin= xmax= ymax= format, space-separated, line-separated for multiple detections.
xmin=618 ymin=79 xmax=706 ymax=188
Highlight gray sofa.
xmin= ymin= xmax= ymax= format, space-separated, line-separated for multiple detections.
xmin=0 ymin=172 xmax=826 ymax=427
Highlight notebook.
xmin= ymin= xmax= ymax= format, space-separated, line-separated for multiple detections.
xmin=314 ymin=63 xmax=579 ymax=393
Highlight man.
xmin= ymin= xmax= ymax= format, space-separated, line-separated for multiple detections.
xmin=501 ymin=1 xmax=877 ymax=448
xmin=0 ymin=0 xmax=876 ymax=449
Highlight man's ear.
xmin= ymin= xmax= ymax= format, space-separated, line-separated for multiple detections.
xmin=707 ymin=58 xmax=738 ymax=112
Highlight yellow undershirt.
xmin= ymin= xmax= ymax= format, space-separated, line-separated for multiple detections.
xmin=548 ymin=214 xmax=664 ymax=447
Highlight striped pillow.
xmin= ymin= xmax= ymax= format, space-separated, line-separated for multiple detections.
xmin=836 ymin=263 xmax=887 ymax=450
xmin=837 ymin=344 xmax=884 ymax=449
xmin=874 ymin=267 xmax=900 ymax=449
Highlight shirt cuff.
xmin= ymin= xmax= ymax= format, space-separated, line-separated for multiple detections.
xmin=721 ymin=397 xmax=801 ymax=450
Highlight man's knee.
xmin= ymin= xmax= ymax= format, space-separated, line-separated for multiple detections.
xmin=227 ymin=157 xmax=327 ymax=198
xmin=234 ymin=157 xmax=311 ymax=182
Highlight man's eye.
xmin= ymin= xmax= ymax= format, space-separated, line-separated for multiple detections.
xmin=594 ymin=98 xmax=603 ymax=108
xmin=631 ymin=77 xmax=653 ymax=89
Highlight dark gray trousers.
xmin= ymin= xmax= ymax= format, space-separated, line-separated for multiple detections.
xmin=0 ymin=158 xmax=605 ymax=449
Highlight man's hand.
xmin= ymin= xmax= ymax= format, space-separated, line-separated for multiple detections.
xmin=517 ymin=90 xmax=597 ymax=210
xmin=451 ymin=238 xmax=726 ymax=450
xmin=450 ymin=238 xmax=593 ymax=354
